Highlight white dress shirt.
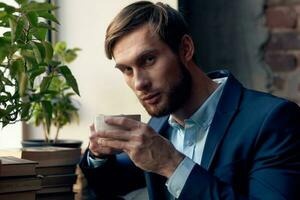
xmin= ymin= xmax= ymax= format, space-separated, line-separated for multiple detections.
xmin=165 ymin=77 xmax=227 ymax=198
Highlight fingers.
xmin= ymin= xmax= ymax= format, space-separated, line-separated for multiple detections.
xmin=105 ymin=116 xmax=141 ymax=130
xmin=88 ymin=119 xmax=142 ymax=155
xmin=89 ymin=124 xmax=122 ymax=156
xmin=90 ymin=129 xmax=131 ymax=141
xmin=89 ymin=142 xmax=122 ymax=156
xmin=89 ymin=135 xmax=123 ymax=155
xmin=98 ymin=139 xmax=131 ymax=152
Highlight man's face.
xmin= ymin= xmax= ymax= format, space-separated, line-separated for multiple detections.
xmin=113 ymin=24 xmax=191 ymax=117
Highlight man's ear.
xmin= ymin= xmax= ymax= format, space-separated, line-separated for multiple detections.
xmin=179 ymin=34 xmax=194 ymax=64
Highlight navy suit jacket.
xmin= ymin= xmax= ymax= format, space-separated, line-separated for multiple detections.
xmin=80 ymin=70 xmax=300 ymax=200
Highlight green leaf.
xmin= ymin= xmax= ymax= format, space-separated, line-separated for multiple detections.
xmin=21 ymin=2 xmax=57 ymax=13
xmin=0 ymin=11 xmax=7 ymax=18
xmin=0 ymin=108 xmax=6 ymax=118
xmin=3 ymin=32 xmax=11 ymax=37
xmin=1 ymin=118 xmax=9 ymax=128
xmin=49 ymin=60 xmax=61 ymax=68
xmin=0 ymin=3 xmax=7 ymax=8
xmin=41 ymin=100 xmax=52 ymax=131
xmin=30 ymin=41 xmax=45 ymax=64
xmin=31 ymin=27 xmax=47 ymax=41
xmin=40 ymin=76 xmax=52 ymax=92
xmin=29 ymin=93 xmax=42 ymax=102
xmin=26 ymin=11 xmax=38 ymax=27
xmin=43 ymin=41 xmax=53 ymax=64
xmin=0 ymin=51 xmax=7 ymax=64
xmin=20 ymin=48 xmax=35 ymax=61
xmin=15 ymin=17 xmax=25 ymax=42
xmin=0 ymin=3 xmax=16 ymax=14
xmin=37 ymin=11 xmax=60 ymax=24
xmin=59 ymin=66 xmax=80 ymax=96
xmin=64 ymin=49 xmax=79 ymax=63
xmin=37 ymin=21 xmax=56 ymax=31
xmin=0 ymin=39 xmax=9 ymax=63
xmin=10 ymin=58 xmax=25 ymax=78
xmin=2 ymin=76 xmax=13 ymax=86
xmin=48 ymin=76 xmax=62 ymax=91
xmin=30 ymin=42 xmax=42 ymax=63
xmin=0 ymin=95 xmax=9 ymax=102
xmin=54 ymin=41 xmax=66 ymax=54
xmin=21 ymin=103 xmax=31 ymax=119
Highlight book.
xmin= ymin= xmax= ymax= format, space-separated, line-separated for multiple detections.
xmin=41 ymin=174 xmax=77 ymax=187
xmin=0 ymin=156 xmax=37 ymax=177
xmin=0 ymin=176 xmax=41 ymax=193
xmin=21 ymin=147 xmax=81 ymax=167
xmin=0 ymin=149 xmax=22 ymax=158
xmin=37 ymin=185 xmax=73 ymax=194
xmin=36 ymin=192 xmax=74 ymax=200
xmin=0 ymin=147 xmax=81 ymax=167
xmin=0 ymin=191 xmax=35 ymax=200
xmin=36 ymin=165 xmax=76 ymax=176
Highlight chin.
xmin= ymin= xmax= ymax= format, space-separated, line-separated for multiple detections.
xmin=144 ymin=102 xmax=172 ymax=117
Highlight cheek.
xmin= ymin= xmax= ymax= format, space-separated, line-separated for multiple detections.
xmin=124 ymin=76 xmax=135 ymax=91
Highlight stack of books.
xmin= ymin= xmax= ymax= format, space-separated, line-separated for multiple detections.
xmin=0 ymin=146 xmax=82 ymax=200
xmin=21 ymin=147 xmax=81 ymax=200
xmin=0 ymin=156 xmax=41 ymax=200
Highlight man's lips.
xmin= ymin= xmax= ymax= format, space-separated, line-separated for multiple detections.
xmin=140 ymin=93 xmax=161 ymax=105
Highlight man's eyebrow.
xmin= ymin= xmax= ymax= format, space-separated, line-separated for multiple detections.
xmin=136 ymin=49 xmax=158 ymax=63
xmin=114 ymin=64 xmax=128 ymax=69
xmin=114 ymin=48 xmax=158 ymax=69
xmin=138 ymin=49 xmax=158 ymax=59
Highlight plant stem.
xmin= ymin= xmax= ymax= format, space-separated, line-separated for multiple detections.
xmin=54 ymin=126 xmax=60 ymax=144
xmin=42 ymin=121 xmax=49 ymax=143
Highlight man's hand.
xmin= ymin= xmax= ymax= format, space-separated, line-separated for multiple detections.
xmin=89 ymin=124 xmax=123 ymax=158
xmin=91 ymin=116 xmax=185 ymax=178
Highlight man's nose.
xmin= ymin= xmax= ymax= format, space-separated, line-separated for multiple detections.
xmin=134 ymin=70 xmax=151 ymax=91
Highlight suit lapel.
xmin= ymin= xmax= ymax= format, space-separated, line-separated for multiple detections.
xmin=201 ymin=71 xmax=243 ymax=170
xmin=148 ymin=115 xmax=170 ymax=138
xmin=146 ymin=116 xmax=170 ymax=200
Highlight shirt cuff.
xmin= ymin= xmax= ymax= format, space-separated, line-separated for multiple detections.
xmin=87 ymin=151 xmax=108 ymax=168
xmin=165 ymin=156 xmax=195 ymax=198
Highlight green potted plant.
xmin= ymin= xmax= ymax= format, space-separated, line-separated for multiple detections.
xmin=0 ymin=0 xmax=81 ymax=147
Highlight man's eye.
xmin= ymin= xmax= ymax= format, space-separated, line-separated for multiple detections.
xmin=123 ymin=67 xmax=133 ymax=75
xmin=145 ymin=56 xmax=155 ymax=65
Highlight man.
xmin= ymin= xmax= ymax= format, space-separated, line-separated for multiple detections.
xmin=80 ymin=1 xmax=300 ymax=199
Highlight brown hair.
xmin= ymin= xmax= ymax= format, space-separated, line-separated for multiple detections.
xmin=105 ymin=1 xmax=189 ymax=59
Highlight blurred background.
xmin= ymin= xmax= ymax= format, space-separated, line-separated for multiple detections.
xmin=1 ymin=0 xmax=300 ymax=149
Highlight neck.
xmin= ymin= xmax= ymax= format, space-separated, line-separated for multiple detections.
xmin=171 ymin=66 xmax=218 ymax=126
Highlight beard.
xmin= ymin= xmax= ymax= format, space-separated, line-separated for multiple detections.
xmin=140 ymin=62 xmax=192 ymax=117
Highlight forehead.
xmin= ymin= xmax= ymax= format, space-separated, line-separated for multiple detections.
xmin=113 ymin=24 xmax=164 ymax=64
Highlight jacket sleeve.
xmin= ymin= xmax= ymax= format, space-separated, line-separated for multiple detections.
xmin=79 ymin=150 xmax=146 ymax=199
xmin=178 ymin=101 xmax=300 ymax=200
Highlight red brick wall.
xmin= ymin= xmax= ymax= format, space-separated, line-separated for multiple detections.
xmin=265 ymin=0 xmax=300 ymax=104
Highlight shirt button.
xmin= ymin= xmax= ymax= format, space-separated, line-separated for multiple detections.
xmin=187 ymin=141 xmax=193 ymax=146
xmin=185 ymin=124 xmax=193 ymax=129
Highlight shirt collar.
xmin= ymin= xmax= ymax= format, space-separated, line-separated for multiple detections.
xmin=168 ymin=77 xmax=227 ymax=129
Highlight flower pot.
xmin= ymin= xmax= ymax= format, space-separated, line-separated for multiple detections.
xmin=21 ymin=139 xmax=82 ymax=148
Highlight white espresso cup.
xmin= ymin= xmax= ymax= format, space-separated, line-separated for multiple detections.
xmin=94 ymin=114 xmax=141 ymax=132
